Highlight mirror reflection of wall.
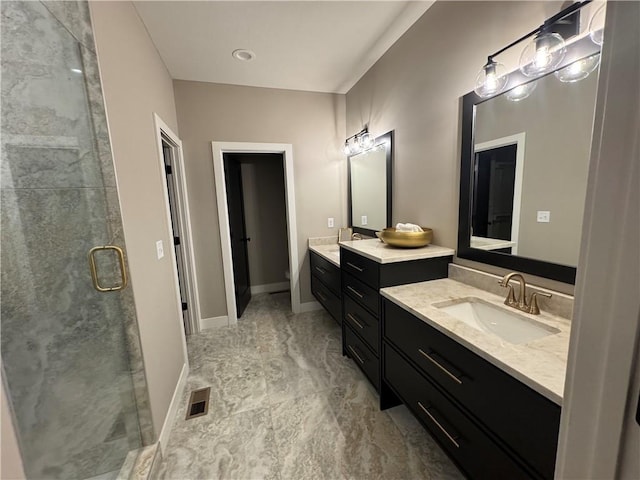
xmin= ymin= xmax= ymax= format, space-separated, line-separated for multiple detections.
xmin=350 ymin=147 xmax=387 ymax=231
xmin=472 ymin=69 xmax=599 ymax=267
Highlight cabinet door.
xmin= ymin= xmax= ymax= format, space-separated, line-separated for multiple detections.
xmin=342 ymin=272 xmax=379 ymax=316
xmin=310 ymin=251 xmax=341 ymax=295
xmin=343 ymin=295 xmax=379 ymax=355
xmin=311 ymin=275 xmax=341 ymax=324
xmin=344 ymin=324 xmax=379 ymax=390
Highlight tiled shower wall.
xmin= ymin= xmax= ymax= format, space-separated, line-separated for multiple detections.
xmin=1 ymin=1 xmax=153 ymax=478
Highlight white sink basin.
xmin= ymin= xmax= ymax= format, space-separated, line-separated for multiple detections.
xmin=434 ymin=297 xmax=560 ymax=345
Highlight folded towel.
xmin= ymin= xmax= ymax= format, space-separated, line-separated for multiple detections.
xmin=395 ymin=223 xmax=424 ymax=232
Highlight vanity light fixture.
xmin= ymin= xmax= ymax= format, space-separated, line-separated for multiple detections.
xmin=343 ymin=127 xmax=376 ymax=155
xmin=589 ymin=4 xmax=606 ymax=46
xmin=474 ymin=0 xmax=603 ymax=99
xmin=505 ymin=81 xmax=537 ymax=102
xmin=554 ymin=52 xmax=601 ymax=82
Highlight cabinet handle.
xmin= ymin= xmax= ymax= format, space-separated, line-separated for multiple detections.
xmin=314 ymin=266 xmax=326 ymax=275
xmin=346 ymin=285 xmax=364 ymax=299
xmin=346 ymin=262 xmax=364 ymax=272
xmin=418 ymin=349 xmax=463 ymax=385
xmin=417 ymin=402 xmax=460 ymax=448
xmin=347 ymin=345 xmax=365 ymax=365
xmin=346 ymin=313 xmax=365 ymax=329
xmin=316 ymin=291 xmax=327 ymax=302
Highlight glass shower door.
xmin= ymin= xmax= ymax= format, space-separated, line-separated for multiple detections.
xmin=1 ymin=2 xmax=147 ymax=478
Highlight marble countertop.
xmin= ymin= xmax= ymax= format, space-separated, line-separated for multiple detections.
xmin=339 ymin=239 xmax=455 ymax=264
xmin=380 ymin=279 xmax=570 ymax=405
xmin=308 ymin=243 xmax=340 ymax=267
xmin=470 ymin=236 xmax=516 ymax=251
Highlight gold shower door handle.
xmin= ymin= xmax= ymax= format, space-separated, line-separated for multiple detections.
xmin=88 ymin=245 xmax=128 ymax=292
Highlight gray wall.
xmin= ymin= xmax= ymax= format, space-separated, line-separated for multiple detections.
xmin=239 ymin=155 xmax=290 ymax=288
xmin=91 ymin=1 xmax=187 ymax=439
xmin=173 ymin=81 xmax=346 ymax=319
xmin=345 ymin=1 xmax=562 ymax=250
xmin=475 ymin=71 xmax=598 ymax=266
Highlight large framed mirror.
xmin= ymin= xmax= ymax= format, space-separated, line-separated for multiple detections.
xmin=348 ymin=131 xmax=393 ymax=237
xmin=458 ymin=36 xmax=601 ymax=284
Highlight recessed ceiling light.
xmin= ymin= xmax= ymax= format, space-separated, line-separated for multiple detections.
xmin=232 ymin=49 xmax=255 ymax=62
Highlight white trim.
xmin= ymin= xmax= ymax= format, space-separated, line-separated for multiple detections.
xmin=157 ymin=362 xmax=188 ymax=456
xmin=153 ymin=113 xmax=203 ymax=336
xmin=211 ymin=142 xmax=301 ymax=326
xmin=250 ymin=282 xmax=290 ymax=295
xmin=200 ymin=315 xmax=230 ymax=330
xmin=298 ymin=301 xmax=323 ymax=313
xmin=474 ymin=132 xmax=526 ymax=255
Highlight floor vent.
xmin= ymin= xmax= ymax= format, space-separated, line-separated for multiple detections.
xmin=185 ymin=387 xmax=210 ymax=420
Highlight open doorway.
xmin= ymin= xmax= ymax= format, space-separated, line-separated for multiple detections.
xmin=154 ymin=114 xmax=201 ymax=335
xmin=223 ymin=153 xmax=290 ymax=318
xmin=212 ymin=142 xmax=301 ymax=326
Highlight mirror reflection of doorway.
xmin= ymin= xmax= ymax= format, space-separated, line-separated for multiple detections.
xmin=472 ymin=144 xmax=517 ymax=241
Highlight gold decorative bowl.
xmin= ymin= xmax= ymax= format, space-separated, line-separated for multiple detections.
xmin=378 ymin=227 xmax=433 ymax=248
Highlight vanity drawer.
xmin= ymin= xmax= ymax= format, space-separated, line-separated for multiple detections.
xmin=343 ymin=272 xmax=379 ymax=316
xmin=343 ymin=295 xmax=379 ymax=355
xmin=384 ymin=343 xmax=531 ymax=480
xmin=345 ymin=324 xmax=379 ymax=390
xmin=311 ymin=275 xmax=341 ymax=324
xmin=310 ymin=251 xmax=341 ymax=295
xmin=383 ymin=299 xmax=560 ymax=479
xmin=341 ymin=248 xmax=379 ymax=289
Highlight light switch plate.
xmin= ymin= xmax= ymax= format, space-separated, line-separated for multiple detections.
xmin=361 ymin=215 xmax=368 ymax=225
xmin=327 ymin=217 xmax=334 ymax=228
xmin=156 ymin=240 xmax=164 ymax=259
xmin=537 ymin=211 xmax=551 ymax=223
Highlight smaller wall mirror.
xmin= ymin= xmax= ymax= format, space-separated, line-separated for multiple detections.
xmin=348 ymin=131 xmax=393 ymax=237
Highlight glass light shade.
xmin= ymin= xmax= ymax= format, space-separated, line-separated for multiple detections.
xmin=343 ymin=141 xmax=351 ymax=155
xmin=589 ymin=4 xmax=606 ymax=46
xmin=505 ymin=81 xmax=537 ymax=102
xmin=519 ymin=33 xmax=566 ymax=77
xmin=358 ymin=132 xmax=375 ymax=150
xmin=474 ymin=62 xmax=509 ymax=98
xmin=554 ymin=53 xmax=601 ymax=83
xmin=347 ymin=137 xmax=361 ymax=155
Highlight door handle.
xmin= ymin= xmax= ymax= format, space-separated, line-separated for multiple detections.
xmin=88 ymin=245 xmax=128 ymax=292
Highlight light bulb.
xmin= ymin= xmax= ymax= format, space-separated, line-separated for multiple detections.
xmin=589 ymin=4 xmax=606 ymax=46
xmin=506 ymin=81 xmax=537 ymax=102
xmin=554 ymin=53 xmax=601 ymax=83
xmin=474 ymin=61 xmax=509 ymax=98
xmin=519 ymin=33 xmax=566 ymax=77
xmin=359 ymin=132 xmax=375 ymax=150
xmin=343 ymin=142 xmax=351 ymax=155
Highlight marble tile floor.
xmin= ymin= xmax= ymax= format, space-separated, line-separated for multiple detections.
xmin=158 ymin=292 xmax=464 ymax=480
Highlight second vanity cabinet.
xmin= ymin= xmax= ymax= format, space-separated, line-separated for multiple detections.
xmin=340 ymin=244 xmax=453 ymax=396
xmin=382 ymin=298 xmax=561 ymax=479
xmin=310 ymin=250 xmax=341 ymax=324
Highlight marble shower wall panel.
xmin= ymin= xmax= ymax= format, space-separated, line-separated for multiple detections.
xmin=1 ymin=1 xmax=153 ymax=477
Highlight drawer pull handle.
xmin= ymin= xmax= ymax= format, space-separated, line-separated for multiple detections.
xmin=418 ymin=349 xmax=463 ymax=385
xmin=417 ymin=402 xmax=460 ymax=449
xmin=346 ymin=262 xmax=364 ymax=272
xmin=314 ymin=266 xmax=326 ymax=275
xmin=347 ymin=345 xmax=365 ymax=365
xmin=346 ymin=313 xmax=365 ymax=329
xmin=346 ymin=285 xmax=364 ymax=299
xmin=316 ymin=291 xmax=327 ymax=302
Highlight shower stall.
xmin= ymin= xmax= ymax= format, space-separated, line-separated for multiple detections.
xmin=1 ymin=1 xmax=153 ymax=478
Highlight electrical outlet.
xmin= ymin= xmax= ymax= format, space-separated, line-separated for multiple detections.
xmin=156 ymin=240 xmax=164 ymax=259
xmin=537 ymin=211 xmax=551 ymax=223
xmin=327 ymin=217 xmax=334 ymax=228
xmin=361 ymin=215 xmax=368 ymax=226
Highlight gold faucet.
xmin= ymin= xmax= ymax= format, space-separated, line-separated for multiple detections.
xmin=498 ymin=272 xmax=552 ymax=315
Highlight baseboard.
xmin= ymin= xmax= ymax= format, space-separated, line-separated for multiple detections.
xmin=200 ymin=315 xmax=229 ymax=330
xmin=158 ymin=362 xmax=188 ymax=456
xmin=299 ymin=301 xmax=323 ymax=313
xmin=250 ymin=282 xmax=290 ymax=295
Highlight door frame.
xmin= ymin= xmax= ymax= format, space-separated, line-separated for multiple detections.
xmin=153 ymin=113 xmax=202 ymax=334
xmin=212 ymin=142 xmax=300 ymax=326
xmin=474 ymin=132 xmax=526 ymax=254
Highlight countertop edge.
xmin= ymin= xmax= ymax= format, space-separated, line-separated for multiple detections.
xmin=380 ymin=288 xmax=564 ymax=406
xmin=339 ymin=240 xmax=455 ymax=264
xmin=309 ymin=244 xmax=340 ymax=267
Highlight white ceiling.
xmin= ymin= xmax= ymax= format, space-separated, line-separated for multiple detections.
xmin=133 ymin=1 xmax=434 ymax=94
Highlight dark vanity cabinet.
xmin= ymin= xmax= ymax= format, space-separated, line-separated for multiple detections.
xmin=310 ymin=251 xmax=341 ymax=324
xmin=341 ymin=247 xmax=451 ymax=395
xmin=382 ymin=298 xmax=561 ymax=480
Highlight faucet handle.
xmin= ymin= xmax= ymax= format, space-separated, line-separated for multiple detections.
xmin=498 ymin=280 xmax=518 ymax=307
xmin=527 ymin=291 xmax=552 ymax=315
